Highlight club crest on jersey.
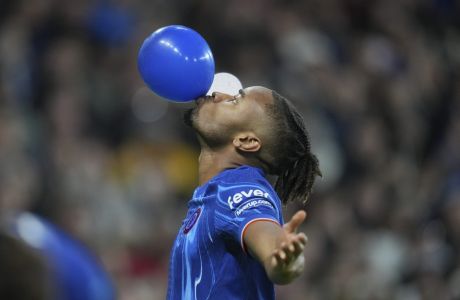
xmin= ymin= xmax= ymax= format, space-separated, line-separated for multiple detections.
xmin=183 ymin=207 xmax=201 ymax=234
xmin=227 ymin=189 xmax=270 ymax=209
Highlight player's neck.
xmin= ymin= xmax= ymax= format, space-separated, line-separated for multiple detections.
xmin=198 ymin=147 xmax=245 ymax=185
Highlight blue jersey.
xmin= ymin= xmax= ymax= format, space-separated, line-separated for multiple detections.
xmin=166 ymin=165 xmax=284 ymax=300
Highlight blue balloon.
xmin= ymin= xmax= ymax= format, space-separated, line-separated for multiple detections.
xmin=10 ymin=213 xmax=115 ymax=300
xmin=138 ymin=25 xmax=215 ymax=102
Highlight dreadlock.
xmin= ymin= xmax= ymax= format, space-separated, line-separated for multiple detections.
xmin=264 ymin=91 xmax=322 ymax=204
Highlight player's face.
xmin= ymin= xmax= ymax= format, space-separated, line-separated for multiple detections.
xmin=185 ymin=86 xmax=273 ymax=148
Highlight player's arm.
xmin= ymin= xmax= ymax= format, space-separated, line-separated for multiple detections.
xmin=243 ymin=210 xmax=308 ymax=285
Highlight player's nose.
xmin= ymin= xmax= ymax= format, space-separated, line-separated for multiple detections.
xmin=211 ymin=92 xmax=232 ymax=103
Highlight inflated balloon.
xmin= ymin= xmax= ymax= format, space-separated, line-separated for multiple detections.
xmin=138 ymin=25 xmax=215 ymax=102
xmin=10 ymin=213 xmax=115 ymax=300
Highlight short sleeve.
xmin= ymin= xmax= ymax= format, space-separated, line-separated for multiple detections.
xmin=214 ymin=182 xmax=281 ymax=252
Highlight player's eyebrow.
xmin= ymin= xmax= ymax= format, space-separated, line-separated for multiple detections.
xmin=239 ymin=89 xmax=246 ymax=97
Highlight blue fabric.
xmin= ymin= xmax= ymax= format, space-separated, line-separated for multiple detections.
xmin=167 ymin=165 xmax=284 ymax=300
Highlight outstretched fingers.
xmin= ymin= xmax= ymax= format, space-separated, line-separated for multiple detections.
xmin=272 ymin=233 xmax=308 ymax=266
xmin=287 ymin=233 xmax=307 ymax=257
xmin=283 ymin=210 xmax=307 ymax=233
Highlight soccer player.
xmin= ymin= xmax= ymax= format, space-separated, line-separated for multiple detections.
xmin=167 ymin=86 xmax=321 ymax=299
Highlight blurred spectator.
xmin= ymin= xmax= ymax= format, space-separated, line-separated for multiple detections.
xmin=0 ymin=231 xmax=51 ymax=300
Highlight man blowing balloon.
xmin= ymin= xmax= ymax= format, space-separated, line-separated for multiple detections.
xmin=166 ymin=87 xmax=322 ymax=299
xmin=138 ymin=25 xmax=321 ymax=299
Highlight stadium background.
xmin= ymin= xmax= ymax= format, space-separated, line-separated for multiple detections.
xmin=1 ymin=0 xmax=460 ymax=299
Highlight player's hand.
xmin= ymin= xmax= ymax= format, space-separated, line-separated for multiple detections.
xmin=267 ymin=210 xmax=308 ymax=284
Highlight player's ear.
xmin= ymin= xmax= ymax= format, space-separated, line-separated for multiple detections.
xmin=233 ymin=132 xmax=261 ymax=152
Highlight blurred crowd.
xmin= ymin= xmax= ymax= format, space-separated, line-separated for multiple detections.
xmin=1 ymin=0 xmax=459 ymax=299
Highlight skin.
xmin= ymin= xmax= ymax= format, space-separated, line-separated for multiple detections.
xmin=187 ymin=86 xmax=308 ymax=285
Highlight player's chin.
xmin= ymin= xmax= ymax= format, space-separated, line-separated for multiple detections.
xmin=195 ymin=96 xmax=204 ymax=106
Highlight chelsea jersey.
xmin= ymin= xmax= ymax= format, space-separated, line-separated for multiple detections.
xmin=166 ymin=165 xmax=284 ymax=300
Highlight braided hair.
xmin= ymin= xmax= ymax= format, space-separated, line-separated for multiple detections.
xmin=264 ymin=91 xmax=322 ymax=204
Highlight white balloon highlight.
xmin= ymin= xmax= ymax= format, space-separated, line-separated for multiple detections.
xmin=207 ymin=72 xmax=243 ymax=96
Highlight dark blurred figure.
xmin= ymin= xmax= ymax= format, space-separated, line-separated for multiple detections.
xmin=0 ymin=231 xmax=52 ymax=300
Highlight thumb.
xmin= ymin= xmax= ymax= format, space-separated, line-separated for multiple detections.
xmin=283 ymin=210 xmax=307 ymax=233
